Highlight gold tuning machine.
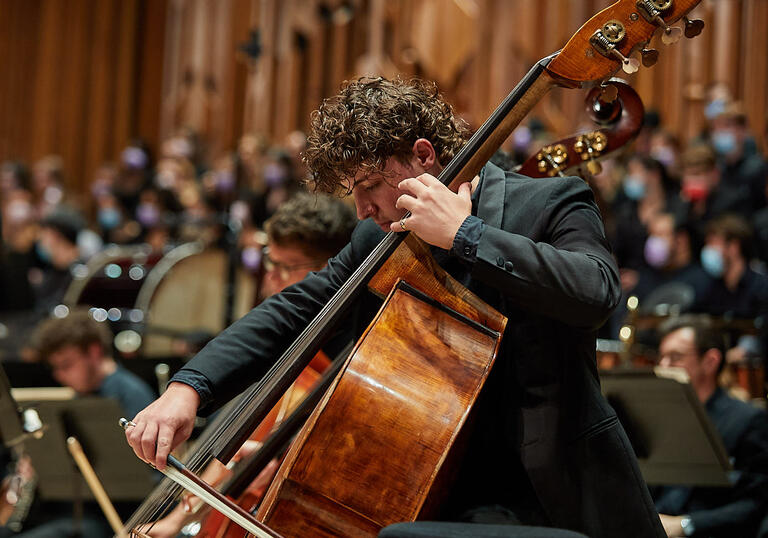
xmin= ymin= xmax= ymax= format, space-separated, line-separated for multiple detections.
xmin=586 ymin=160 xmax=603 ymax=176
xmin=590 ymin=21 xmax=640 ymax=74
xmin=574 ymin=131 xmax=608 ymax=176
xmin=536 ymin=144 xmax=569 ymax=177
xmin=636 ymin=0 xmax=682 ymax=45
xmin=683 ymin=16 xmax=705 ymax=38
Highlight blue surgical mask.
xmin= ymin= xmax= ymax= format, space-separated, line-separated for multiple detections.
xmin=623 ymin=175 xmax=646 ymax=201
xmin=705 ymin=99 xmax=726 ymax=120
xmin=700 ymin=246 xmax=725 ymax=278
xmin=711 ymin=131 xmax=737 ymax=156
xmin=98 ymin=208 xmax=122 ymax=230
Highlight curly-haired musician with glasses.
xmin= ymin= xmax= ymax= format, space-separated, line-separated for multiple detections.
xmin=126 ymin=77 xmax=665 ymax=538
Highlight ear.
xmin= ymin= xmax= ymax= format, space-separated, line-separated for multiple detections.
xmin=725 ymin=239 xmax=741 ymax=260
xmin=701 ymin=348 xmax=722 ymax=377
xmin=412 ymin=139 xmax=438 ymax=171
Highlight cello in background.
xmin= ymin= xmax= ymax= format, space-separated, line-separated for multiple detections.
xmin=124 ymin=2 xmax=705 ymax=536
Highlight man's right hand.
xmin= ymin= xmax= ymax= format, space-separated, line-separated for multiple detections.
xmin=125 ymin=382 xmax=200 ymax=470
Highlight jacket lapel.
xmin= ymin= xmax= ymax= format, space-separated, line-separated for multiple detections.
xmin=476 ymin=162 xmax=506 ymax=229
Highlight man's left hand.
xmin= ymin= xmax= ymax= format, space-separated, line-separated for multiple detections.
xmin=391 ymin=173 xmax=472 ymax=250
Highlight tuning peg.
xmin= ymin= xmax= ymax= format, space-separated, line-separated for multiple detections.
xmin=586 ymin=159 xmax=603 ymax=176
xmin=661 ymin=24 xmax=683 ymax=45
xmin=617 ymin=52 xmax=640 ymax=74
xmin=600 ymin=44 xmax=640 ymax=74
xmin=683 ymin=16 xmax=705 ymax=38
xmin=641 ymin=48 xmax=659 ymax=67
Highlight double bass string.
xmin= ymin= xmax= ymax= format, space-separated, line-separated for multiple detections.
xmin=206 ymin=55 xmax=556 ymax=462
xmin=123 ymin=395 xmax=248 ymax=534
xmin=208 ymin=229 xmax=405 ymax=459
xmin=127 ymin=51 xmax=555 ymax=534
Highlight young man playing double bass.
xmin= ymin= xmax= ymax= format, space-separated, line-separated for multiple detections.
xmin=125 ymin=77 xmax=665 ymax=538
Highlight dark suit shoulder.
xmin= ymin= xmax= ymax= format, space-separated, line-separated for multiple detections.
xmin=504 ymin=170 xmax=595 ymax=207
xmin=709 ymin=389 xmax=766 ymax=448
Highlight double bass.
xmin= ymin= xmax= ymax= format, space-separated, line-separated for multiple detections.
xmin=168 ymin=78 xmax=648 ymax=538
xmin=125 ymin=2 xmax=705 ymax=536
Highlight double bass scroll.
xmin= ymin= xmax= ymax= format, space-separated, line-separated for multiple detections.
xmin=517 ymin=80 xmax=645 ymax=179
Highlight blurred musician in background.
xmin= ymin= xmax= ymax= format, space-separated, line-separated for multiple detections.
xmin=259 ymin=191 xmax=356 ymax=299
xmin=654 ymin=315 xmax=768 ymax=538
xmin=136 ymin=191 xmax=356 ymax=538
xmin=33 ymin=309 xmax=156 ymax=419
xmin=0 ymin=310 xmax=157 ymax=537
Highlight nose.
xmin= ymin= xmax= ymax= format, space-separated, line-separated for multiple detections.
xmin=353 ymin=190 xmax=374 ymax=220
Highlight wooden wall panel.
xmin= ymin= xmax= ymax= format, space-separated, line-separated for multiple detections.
xmin=3 ymin=0 xmax=767 ymax=200
xmin=156 ymin=0 xmax=766 ymax=160
xmin=742 ymin=0 xmax=768 ymax=153
xmin=0 ymin=0 xmax=165 ymax=205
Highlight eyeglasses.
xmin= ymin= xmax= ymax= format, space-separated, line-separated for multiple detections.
xmin=657 ymin=350 xmax=699 ymax=365
xmin=262 ymin=247 xmax=325 ymax=280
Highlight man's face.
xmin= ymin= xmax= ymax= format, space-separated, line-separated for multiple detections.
xmin=658 ymin=327 xmax=708 ymax=393
xmin=351 ymin=157 xmax=421 ymax=232
xmin=47 ymin=344 xmax=100 ymax=394
xmin=262 ymin=242 xmax=326 ymax=297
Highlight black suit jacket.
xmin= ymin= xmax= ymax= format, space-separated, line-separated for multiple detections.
xmin=173 ymin=162 xmax=664 ymax=537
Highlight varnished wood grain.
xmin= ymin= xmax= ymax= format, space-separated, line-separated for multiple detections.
xmin=257 ymin=284 xmax=503 ymax=536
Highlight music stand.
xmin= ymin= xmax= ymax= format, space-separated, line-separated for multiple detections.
xmin=600 ymin=367 xmax=731 ymax=487
xmin=12 ymin=395 xmax=156 ymax=502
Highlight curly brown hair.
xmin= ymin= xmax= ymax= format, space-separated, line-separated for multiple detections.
xmin=33 ymin=308 xmax=111 ymax=361
xmin=303 ymin=77 xmax=471 ymax=194
xmin=265 ymin=192 xmax=357 ymax=258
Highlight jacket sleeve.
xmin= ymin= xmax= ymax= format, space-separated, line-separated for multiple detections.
xmin=169 ymin=221 xmax=380 ymax=412
xmin=468 ymin=176 xmax=621 ymax=329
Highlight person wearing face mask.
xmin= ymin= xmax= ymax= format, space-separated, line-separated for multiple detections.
xmin=679 ymin=145 xmax=718 ymax=212
xmin=25 ymin=208 xmax=87 ymax=316
xmin=708 ymin=103 xmax=767 ymax=219
xmin=611 ymin=156 xmax=684 ymax=273
xmin=694 ymin=214 xmax=768 ymax=321
xmin=625 ymin=212 xmax=712 ymax=312
xmin=648 ymin=129 xmax=682 ymax=180
xmin=678 ymin=144 xmax=736 ymax=250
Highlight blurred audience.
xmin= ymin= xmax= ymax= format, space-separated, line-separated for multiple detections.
xmin=694 ymin=214 xmax=768 ymax=320
xmin=709 ymin=103 xmax=767 ymax=218
xmin=31 ymin=208 xmax=86 ymax=316
xmin=612 ymin=155 xmax=684 ymax=271
xmin=629 ymin=212 xmax=711 ymax=308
